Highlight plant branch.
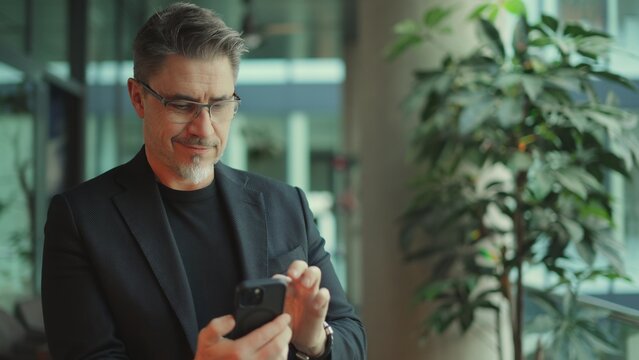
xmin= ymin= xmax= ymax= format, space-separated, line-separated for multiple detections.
xmin=513 ymin=169 xmax=527 ymax=360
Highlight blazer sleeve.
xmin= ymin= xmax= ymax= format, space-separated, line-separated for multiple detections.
xmin=42 ymin=194 xmax=129 ymax=359
xmin=295 ymin=188 xmax=367 ymax=359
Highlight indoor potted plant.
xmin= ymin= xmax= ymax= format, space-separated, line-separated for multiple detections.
xmin=389 ymin=1 xmax=639 ymax=359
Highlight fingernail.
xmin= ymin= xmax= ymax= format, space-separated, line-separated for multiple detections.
xmin=273 ymin=274 xmax=292 ymax=284
xmin=303 ymin=278 xmax=312 ymax=287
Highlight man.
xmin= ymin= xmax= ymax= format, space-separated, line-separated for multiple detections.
xmin=41 ymin=2 xmax=366 ymax=359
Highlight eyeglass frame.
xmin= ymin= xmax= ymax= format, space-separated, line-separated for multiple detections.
xmin=132 ymin=78 xmax=241 ymax=123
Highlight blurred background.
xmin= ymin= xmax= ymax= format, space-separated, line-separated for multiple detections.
xmin=2 ymin=0 xmax=639 ymax=359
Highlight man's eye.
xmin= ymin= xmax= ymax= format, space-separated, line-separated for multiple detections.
xmin=168 ymin=102 xmax=195 ymax=112
xmin=210 ymin=102 xmax=227 ymax=112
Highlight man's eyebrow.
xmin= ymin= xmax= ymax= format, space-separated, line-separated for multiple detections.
xmin=168 ymin=92 xmax=234 ymax=102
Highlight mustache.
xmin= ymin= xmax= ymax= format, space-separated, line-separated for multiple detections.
xmin=173 ymin=136 xmax=218 ymax=148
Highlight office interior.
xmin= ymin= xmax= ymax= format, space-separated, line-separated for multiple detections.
xmin=2 ymin=0 xmax=639 ymax=359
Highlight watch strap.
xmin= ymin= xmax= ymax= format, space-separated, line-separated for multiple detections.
xmin=295 ymin=321 xmax=333 ymax=360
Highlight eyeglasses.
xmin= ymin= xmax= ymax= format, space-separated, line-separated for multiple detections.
xmin=134 ymin=78 xmax=241 ymax=124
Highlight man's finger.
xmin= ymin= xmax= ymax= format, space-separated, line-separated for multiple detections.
xmin=236 ymin=313 xmax=291 ymax=349
xmin=299 ymin=265 xmax=322 ymax=289
xmin=272 ymin=273 xmax=292 ymax=284
xmin=287 ymin=260 xmax=308 ymax=279
xmin=198 ymin=315 xmax=235 ymax=346
xmin=255 ymin=322 xmax=292 ymax=359
xmin=314 ymin=288 xmax=331 ymax=316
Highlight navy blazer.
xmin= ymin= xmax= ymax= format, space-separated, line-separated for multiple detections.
xmin=42 ymin=148 xmax=366 ymax=359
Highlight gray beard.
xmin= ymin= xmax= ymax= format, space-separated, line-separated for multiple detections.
xmin=177 ymin=155 xmax=214 ymax=184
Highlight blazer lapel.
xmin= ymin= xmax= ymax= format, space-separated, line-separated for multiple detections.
xmin=112 ymin=149 xmax=198 ymax=352
xmin=215 ymin=163 xmax=269 ymax=280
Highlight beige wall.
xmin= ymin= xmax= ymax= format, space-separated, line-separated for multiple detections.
xmin=343 ymin=0 xmax=512 ymax=358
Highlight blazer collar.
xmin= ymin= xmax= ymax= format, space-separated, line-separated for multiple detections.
xmin=111 ymin=148 xmax=269 ymax=351
xmin=112 ymin=149 xmax=198 ymax=352
xmin=214 ymin=162 xmax=269 ymax=280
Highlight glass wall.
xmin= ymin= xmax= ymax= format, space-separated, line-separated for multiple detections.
xmin=0 ymin=1 xmax=26 ymax=53
xmin=33 ymin=0 xmax=69 ymax=79
xmin=0 ymin=0 xmax=350 ymax=316
xmin=0 ymin=63 xmax=34 ymax=310
xmin=523 ymin=0 xmax=639 ymax=295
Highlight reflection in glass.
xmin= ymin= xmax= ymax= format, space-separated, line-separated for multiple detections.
xmin=0 ymin=62 xmax=35 ymax=310
xmin=0 ymin=2 xmax=26 ymax=54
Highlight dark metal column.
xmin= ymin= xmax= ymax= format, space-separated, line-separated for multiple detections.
xmin=67 ymin=0 xmax=87 ymax=187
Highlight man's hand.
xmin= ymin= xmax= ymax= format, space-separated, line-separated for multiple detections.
xmin=283 ymin=260 xmax=331 ymax=357
xmin=194 ymin=313 xmax=292 ymax=360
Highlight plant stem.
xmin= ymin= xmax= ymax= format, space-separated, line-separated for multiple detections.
xmin=513 ymin=170 xmax=527 ymax=360
xmin=515 ymin=253 xmax=523 ymax=360
xmin=496 ymin=307 xmax=504 ymax=360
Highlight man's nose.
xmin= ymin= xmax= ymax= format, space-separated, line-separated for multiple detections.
xmin=187 ymin=106 xmax=215 ymax=136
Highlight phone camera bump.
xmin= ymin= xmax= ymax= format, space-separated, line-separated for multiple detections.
xmin=241 ymin=287 xmax=264 ymax=306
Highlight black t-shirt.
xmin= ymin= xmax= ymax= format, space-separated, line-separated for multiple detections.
xmin=158 ymin=181 xmax=242 ymax=330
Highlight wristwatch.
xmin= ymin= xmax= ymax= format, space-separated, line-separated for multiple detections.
xmin=295 ymin=321 xmax=334 ymax=360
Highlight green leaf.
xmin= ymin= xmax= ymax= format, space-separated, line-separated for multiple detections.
xmin=593 ymin=234 xmax=626 ymax=274
xmin=555 ymin=171 xmax=588 ymax=199
xmin=528 ymin=36 xmax=554 ymax=47
xmin=561 ymin=108 xmax=588 ymax=132
xmin=578 ymin=200 xmax=612 ymax=221
xmin=577 ymin=50 xmax=598 ymax=61
xmin=586 ymin=110 xmax=622 ymax=136
xmin=415 ymin=279 xmax=454 ymax=301
xmin=560 ymin=217 xmax=584 ymax=243
xmin=528 ymin=168 xmax=554 ymax=199
xmin=475 ymin=299 xmax=500 ymax=312
xmin=393 ymin=19 xmax=419 ymax=35
xmin=591 ymin=70 xmax=636 ymax=91
xmin=503 ymin=0 xmax=526 ymax=16
xmin=459 ymin=306 xmax=475 ymax=331
xmin=478 ymin=19 xmax=505 ymax=61
xmin=596 ymin=151 xmax=629 ymax=177
xmin=487 ymin=5 xmax=499 ymax=22
xmin=508 ymin=151 xmax=533 ymax=172
xmin=584 ymin=268 xmax=630 ymax=282
xmin=561 ymin=167 xmax=603 ymax=193
xmin=526 ymin=314 xmax=557 ymax=333
xmin=545 ymin=70 xmax=582 ymax=93
xmin=495 ymin=72 xmax=522 ymax=92
xmin=386 ymin=33 xmax=423 ymax=60
xmin=576 ymin=36 xmax=612 ymax=58
xmin=579 ymin=322 xmax=621 ymax=354
xmin=576 ymin=240 xmax=596 ymax=265
xmin=522 ymin=75 xmax=544 ymax=101
xmin=423 ymin=6 xmax=454 ymax=28
xmin=496 ymin=97 xmax=524 ymax=127
xmin=564 ymin=24 xmax=610 ymax=39
xmin=468 ymin=4 xmax=493 ymax=20
xmin=528 ymin=288 xmax=561 ymax=316
xmin=428 ymin=305 xmax=461 ymax=333
xmin=541 ymin=15 xmax=559 ymax=32
xmin=459 ymin=97 xmax=494 ymax=135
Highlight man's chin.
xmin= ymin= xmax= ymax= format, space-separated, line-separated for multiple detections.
xmin=177 ymin=162 xmax=214 ymax=184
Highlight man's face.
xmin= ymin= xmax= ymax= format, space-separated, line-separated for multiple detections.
xmin=128 ymin=54 xmax=236 ymax=190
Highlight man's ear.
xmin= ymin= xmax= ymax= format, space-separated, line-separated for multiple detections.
xmin=127 ymin=78 xmax=145 ymax=119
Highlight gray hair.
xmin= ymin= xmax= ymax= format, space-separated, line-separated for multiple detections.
xmin=133 ymin=2 xmax=247 ymax=82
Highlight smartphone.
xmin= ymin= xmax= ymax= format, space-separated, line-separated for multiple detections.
xmin=229 ymin=278 xmax=287 ymax=339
